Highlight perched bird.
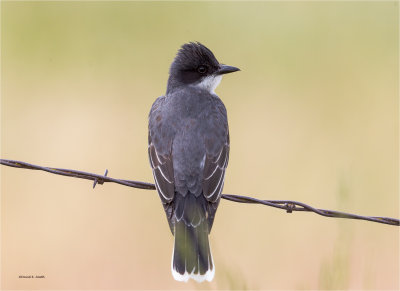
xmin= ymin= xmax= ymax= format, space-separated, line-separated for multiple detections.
xmin=148 ymin=42 xmax=239 ymax=282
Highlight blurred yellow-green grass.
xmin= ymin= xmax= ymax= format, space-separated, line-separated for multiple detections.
xmin=1 ymin=1 xmax=398 ymax=290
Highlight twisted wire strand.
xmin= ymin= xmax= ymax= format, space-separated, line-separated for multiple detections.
xmin=1 ymin=159 xmax=398 ymax=226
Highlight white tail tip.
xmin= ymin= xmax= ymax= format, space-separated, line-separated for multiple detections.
xmin=172 ymin=265 xmax=215 ymax=282
xmin=171 ymin=250 xmax=215 ymax=282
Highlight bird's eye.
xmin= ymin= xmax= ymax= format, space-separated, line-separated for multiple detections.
xmin=197 ymin=65 xmax=207 ymax=74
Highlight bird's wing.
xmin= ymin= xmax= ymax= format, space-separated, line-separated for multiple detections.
xmin=202 ymin=97 xmax=229 ymax=204
xmin=201 ymin=98 xmax=229 ymax=231
xmin=148 ymin=96 xmax=175 ymax=205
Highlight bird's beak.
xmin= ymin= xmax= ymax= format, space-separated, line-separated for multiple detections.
xmin=216 ymin=64 xmax=240 ymax=75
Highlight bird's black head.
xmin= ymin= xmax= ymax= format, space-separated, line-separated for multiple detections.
xmin=167 ymin=42 xmax=239 ymax=94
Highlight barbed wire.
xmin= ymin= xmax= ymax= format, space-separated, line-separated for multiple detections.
xmin=1 ymin=158 xmax=398 ymax=226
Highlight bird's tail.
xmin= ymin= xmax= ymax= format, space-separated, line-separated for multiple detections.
xmin=171 ymin=194 xmax=214 ymax=282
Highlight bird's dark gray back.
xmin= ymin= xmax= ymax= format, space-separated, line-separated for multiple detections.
xmin=148 ymin=86 xmax=228 ymax=197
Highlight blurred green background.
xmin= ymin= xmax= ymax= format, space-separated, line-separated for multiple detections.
xmin=1 ymin=1 xmax=398 ymax=290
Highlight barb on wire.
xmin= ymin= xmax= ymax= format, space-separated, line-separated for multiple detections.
xmin=1 ymin=159 xmax=398 ymax=226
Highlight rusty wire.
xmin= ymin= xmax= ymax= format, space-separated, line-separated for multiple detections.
xmin=1 ymin=158 xmax=398 ymax=226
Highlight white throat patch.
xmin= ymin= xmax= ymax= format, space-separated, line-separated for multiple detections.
xmin=195 ymin=75 xmax=222 ymax=94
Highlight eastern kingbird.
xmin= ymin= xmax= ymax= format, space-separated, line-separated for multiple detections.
xmin=148 ymin=42 xmax=239 ymax=282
